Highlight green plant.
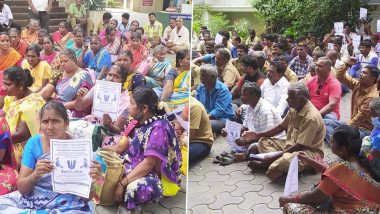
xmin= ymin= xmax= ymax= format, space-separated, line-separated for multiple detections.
xmin=208 ymin=12 xmax=230 ymax=36
xmin=193 ymin=5 xmax=209 ymax=35
xmin=250 ymin=0 xmax=369 ymax=37
xmin=230 ymin=18 xmax=250 ymax=41
xmin=89 ymin=0 xmax=106 ymax=10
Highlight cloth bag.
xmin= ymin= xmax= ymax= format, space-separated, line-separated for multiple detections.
xmin=93 ymin=148 xmax=124 ymax=205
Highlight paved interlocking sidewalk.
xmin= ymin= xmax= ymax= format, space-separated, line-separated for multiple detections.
xmin=188 ymin=92 xmax=351 ymax=213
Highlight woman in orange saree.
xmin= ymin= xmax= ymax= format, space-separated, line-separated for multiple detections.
xmin=0 ymin=32 xmax=22 ymax=108
xmin=279 ymin=125 xmax=380 ymax=213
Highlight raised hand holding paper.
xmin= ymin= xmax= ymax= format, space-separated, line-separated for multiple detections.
xmin=50 ymin=139 xmax=93 ymax=198
xmin=93 ymin=80 xmax=121 ymax=121
xmin=360 ymin=8 xmax=367 ymax=20
xmin=283 ymin=156 xmax=299 ymax=196
xmin=334 ymin=22 xmax=344 ymax=35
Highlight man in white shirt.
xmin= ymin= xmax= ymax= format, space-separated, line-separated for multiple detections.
xmin=162 ymin=18 xmax=175 ymax=45
xmin=165 ymin=16 xmax=190 ymax=53
xmin=233 ymin=82 xmax=285 ymax=161
xmin=27 ymin=0 xmax=52 ymax=31
xmin=261 ymin=61 xmax=290 ymax=117
xmin=0 ymin=0 xmax=16 ymax=31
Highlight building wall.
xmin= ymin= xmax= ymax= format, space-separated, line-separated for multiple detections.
xmin=130 ymin=0 xmax=164 ymax=13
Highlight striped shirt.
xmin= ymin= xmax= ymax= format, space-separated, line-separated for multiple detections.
xmin=289 ymin=55 xmax=313 ymax=77
xmin=242 ymin=98 xmax=286 ymax=139
xmin=144 ymin=21 xmax=163 ymax=39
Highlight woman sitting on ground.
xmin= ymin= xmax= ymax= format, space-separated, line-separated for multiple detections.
xmin=78 ymin=36 xmax=112 ymax=80
xmin=102 ymin=26 xmax=122 ymax=58
xmin=40 ymin=48 xmax=94 ymax=117
xmin=123 ymin=20 xmax=139 ymax=45
xmin=74 ymin=64 xmax=130 ymax=146
xmin=116 ymin=50 xmax=145 ymax=92
xmin=40 ymin=36 xmax=61 ymax=70
xmin=279 ymin=124 xmax=380 ymax=213
xmin=110 ymin=88 xmax=182 ymax=212
xmin=66 ymin=28 xmax=85 ymax=59
xmin=123 ymin=32 xmax=148 ymax=72
xmin=1 ymin=66 xmax=45 ymax=165
xmin=145 ymin=45 xmax=172 ymax=88
xmin=0 ymin=101 xmax=103 ymax=213
xmin=52 ymin=21 xmax=75 ymax=51
xmin=8 ymin=28 xmax=28 ymax=58
xmin=21 ymin=19 xmax=39 ymax=45
xmin=21 ymin=44 xmax=52 ymax=92
xmin=154 ymin=49 xmax=190 ymax=112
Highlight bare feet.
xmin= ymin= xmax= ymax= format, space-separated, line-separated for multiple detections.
xmin=266 ymin=170 xmax=283 ymax=181
xmin=234 ymin=153 xmax=247 ymax=162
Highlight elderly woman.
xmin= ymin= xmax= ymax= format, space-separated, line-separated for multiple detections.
xmin=21 ymin=19 xmax=39 ymax=44
xmin=0 ymin=101 xmax=102 ymax=213
xmin=52 ymin=21 xmax=75 ymax=51
xmin=66 ymin=28 xmax=85 ymax=58
xmin=78 ymin=36 xmax=112 ymax=80
xmin=1 ymin=66 xmax=45 ymax=165
xmin=154 ymin=49 xmax=190 ymax=112
xmin=40 ymin=48 xmax=94 ymax=117
xmin=110 ymin=87 xmax=182 ymax=212
xmin=279 ymin=125 xmax=380 ymax=213
xmin=40 ymin=36 xmax=61 ymax=70
xmin=146 ymin=45 xmax=172 ymax=88
xmin=21 ymin=44 xmax=52 ymax=92
xmin=8 ymin=28 xmax=28 ymax=57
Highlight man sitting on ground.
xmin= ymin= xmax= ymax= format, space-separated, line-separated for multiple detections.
xmin=242 ymin=82 xmax=325 ymax=181
xmin=196 ymin=64 xmax=235 ymax=133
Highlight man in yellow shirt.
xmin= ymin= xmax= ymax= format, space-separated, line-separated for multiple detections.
xmin=69 ymin=0 xmax=94 ymax=35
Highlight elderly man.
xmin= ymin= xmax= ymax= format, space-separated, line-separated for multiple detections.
xmin=233 ymin=82 xmax=285 ymax=161
xmin=349 ymin=39 xmax=379 ymax=78
xmin=261 ymin=60 xmax=290 ymax=117
xmin=289 ymin=42 xmax=313 ymax=78
xmin=306 ymin=57 xmax=341 ymax=121
xmin=242 ymin=82 xmax=325 ymax=181
xmin=69 ymin=0 xmax=94 ymax=35
xmin=189 ymin=97 xmax=214 ymax=163
xmin=324 ymin=59 xmax=379 ymax=145
xmin=166 ymin=16 xmax=190 ymax=53
xmin=215 ymin=48 xmax=240 ymax=89
xmin=144 ymin=12 xmax=163 ymax=47
xmin=231 ymin=55 xmax=266 ymax=98
xmin=196 ymin=64 xmax=235 ymax=132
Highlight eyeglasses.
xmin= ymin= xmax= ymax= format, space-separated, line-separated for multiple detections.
xmin=316 ymin=84 xmax=323 ymax=95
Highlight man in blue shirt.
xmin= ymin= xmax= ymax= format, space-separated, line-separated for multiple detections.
xmin=196 ymin=64 xmax=235 ymax=132
xmin=349 ymin=39 xmax=379 ymax=78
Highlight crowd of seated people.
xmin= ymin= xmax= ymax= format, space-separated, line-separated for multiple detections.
xmin=190 ymin=23 xmax=380 ymax=212
xmin=0 ymin=2 xmax=188 ymax=212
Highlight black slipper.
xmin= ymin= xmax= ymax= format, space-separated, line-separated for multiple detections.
xmin=219 ymin=157 xmax=235 ymax=166
xmin=220 ymin=151 xmax=232 ymax=158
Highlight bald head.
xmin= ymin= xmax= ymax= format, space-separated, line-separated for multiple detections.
xmin=326 ymin=50 xmax=338 ymax=67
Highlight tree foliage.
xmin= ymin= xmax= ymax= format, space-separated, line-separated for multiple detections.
xmin=250 ymin=0 xmax=369 ymax=37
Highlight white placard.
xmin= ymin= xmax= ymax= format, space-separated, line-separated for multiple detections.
xmin=215 ymin=33 xmax=223 ymax=45
xmin=283 ymin=156 xmax=299 ymax=196
xmin=377 ymin=20 xmax=380 ymax=32
xmin=360 ymin=8 xmax=367 ymax=20
xmin=327 ymin=43 xmax=334 ymax=50
xmin=249 ymin=151 xmax=282 ymax=160
xmin=50 ymin=139 xmax=93 ymax=198
xmin=352 ymin=34 xmax=362 ymax=48
xmin=175 ymin=113 xmax=189 ymax=131
xmin=225 ymin=120 xmax=243 ymax=151
xmin=334 ymin=22 xmax=344 ymax=35
xmin=92 ymin=80 xmax=121 ymax=121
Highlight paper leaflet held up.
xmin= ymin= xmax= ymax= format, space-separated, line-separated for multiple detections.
xmin=283 ymin=156 xmax=299 ymax=196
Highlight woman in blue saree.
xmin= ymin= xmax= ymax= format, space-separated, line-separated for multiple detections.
xmin=79 ymin=36 xmax=112 ymax=80
xmin=145 ymin=45 xmax=172 ymax=88
xmin=0 ymin=101 xmax=103 ymax=213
